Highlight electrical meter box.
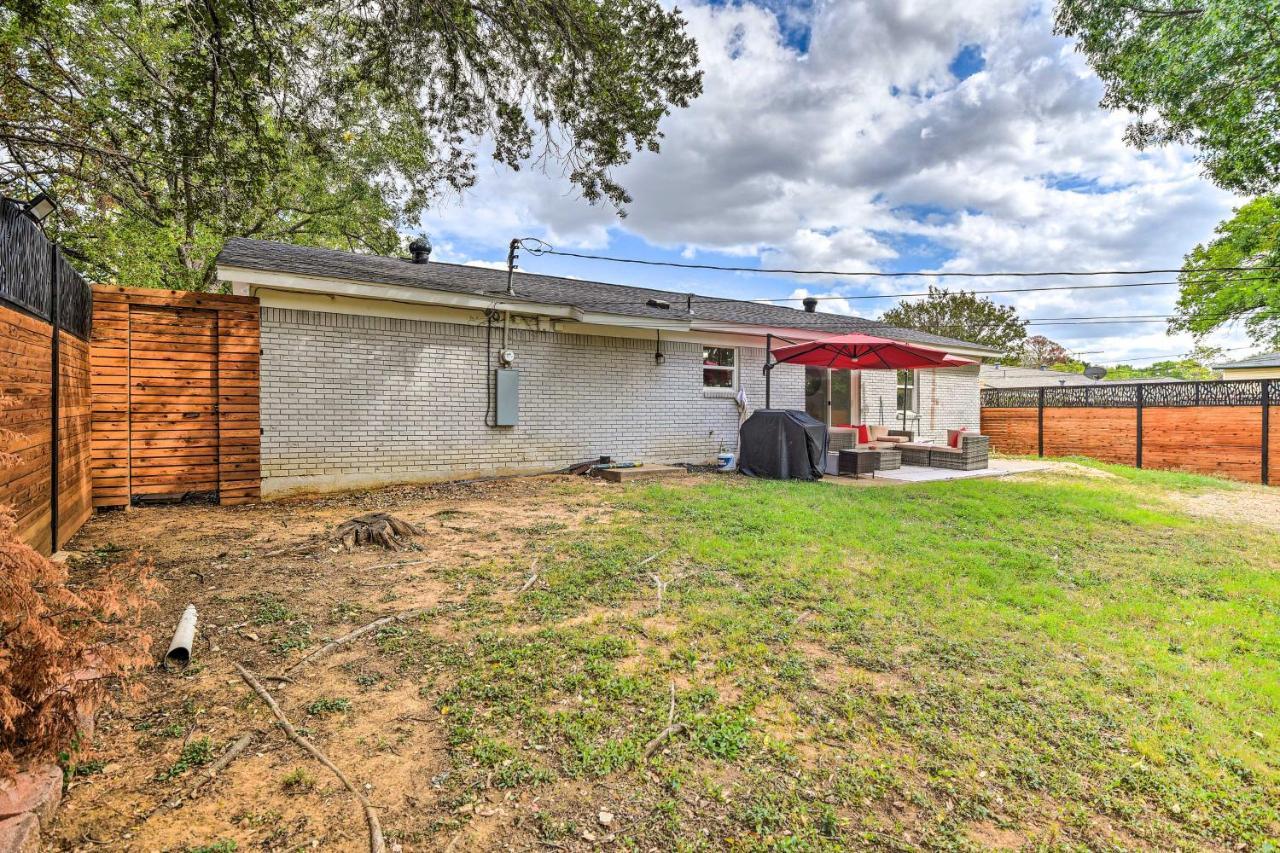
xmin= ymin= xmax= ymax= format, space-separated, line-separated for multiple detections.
xmin=495 ymin=368 xmax=519 ymax=426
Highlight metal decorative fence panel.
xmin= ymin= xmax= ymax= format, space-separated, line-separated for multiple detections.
xmin=0 ymin=198 xmax=92 ymax=340
xmin=983 ymin=380 xmax=1275 ymax=408
xmin=1044 ymin=384 xmax=1138 ymax=408
xmin=56 ymin=255 xmax=92 ymax=340
xmin=0 ymin=197 xmax=52 ymax=319
xmin=982 ymin=388 xmax=1041 ymax=408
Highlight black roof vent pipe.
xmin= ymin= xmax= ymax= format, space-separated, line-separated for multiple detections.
xmin=408 ymin=235 xmax=432 ymax=263
xmin=802 ymin=296 xmax=818 ymax=313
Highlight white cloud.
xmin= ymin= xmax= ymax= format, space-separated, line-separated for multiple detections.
xmin=414 ymin=0 xmax=1246 ymax=363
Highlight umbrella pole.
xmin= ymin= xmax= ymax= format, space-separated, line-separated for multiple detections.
xmin=764 ymin=333 xmax=772 ymax=408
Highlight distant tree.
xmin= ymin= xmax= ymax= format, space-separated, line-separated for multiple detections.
xmin=1170 ymin=197 xmax=1280 ymax=349
xmin=0 ymin=0 xmax=703 ymax=289
xmin=880 ymin=287 xmax=1027 ymax=353
xmin=1102 ymin=345 xmax=1224 ymax=381
xmin=1014 ymin=335 xmax=1073 ymax=368
xmin=1056 ymin=1 xmax=1280 ymax=349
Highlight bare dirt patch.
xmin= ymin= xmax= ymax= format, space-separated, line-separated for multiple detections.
xmin=1171 ymin=483 xmax=1280 ymax=532
xmin=48 ymin=475 xmax=632 ymax=852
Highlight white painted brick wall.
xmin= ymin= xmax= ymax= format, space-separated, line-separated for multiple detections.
xmin=259 ymin=308 xmax=981 ymax=493
xmin=858 ymin=365 xmax=981 ymax=442
xmin=259 ymin=307 xmax=805 ymax=493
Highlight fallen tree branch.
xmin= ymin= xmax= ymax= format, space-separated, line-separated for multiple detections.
xmin=517 ymin=558 xmax=540 ymax=593
xmin=642 ymin=723 xmax=687 ymax=761
xmin=635 ymin=548 xmax=669 ymax=570
xmin=282 ymin=612 xmax=407 ymax=677
xmin=234 ymin=663 xmax=386 ymax=853
xmin=188 ymin=730 xmax=258 ymax=798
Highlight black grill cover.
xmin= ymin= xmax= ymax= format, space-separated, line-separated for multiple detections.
xmin=738 ymin=410 xmax=828 ymax=481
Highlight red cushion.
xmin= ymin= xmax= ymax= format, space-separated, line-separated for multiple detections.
xmin=855 ymin=424 xmax=871 ymax=444
xmin=948 ymin=427 xmax=968 ymax=448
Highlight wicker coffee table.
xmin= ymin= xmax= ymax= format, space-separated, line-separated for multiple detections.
xmin=837 ymin=448 xmax=900 ymax=478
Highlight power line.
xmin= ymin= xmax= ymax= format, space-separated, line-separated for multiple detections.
xmin=1102 ymin=344 xmax=1256 ymax=364
xmin=531 ymin=274 xmax=1280 ymax=306
xmin=526 ymin=244 xmax=1280 ymax=279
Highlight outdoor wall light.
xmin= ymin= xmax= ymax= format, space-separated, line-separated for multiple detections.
xmin=655 ymin=330 xmax=666 ymax=365
xmin=24 ymin=191 xmax=56 ymax=224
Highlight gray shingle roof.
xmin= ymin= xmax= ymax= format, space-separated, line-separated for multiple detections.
xmin=1213 ymin=351 xmax=1280 ymax=370
xmin=215 ymin=238 xmax=1000 ymax=355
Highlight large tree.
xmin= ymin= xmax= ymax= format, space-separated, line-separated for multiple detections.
xmin=1055 ymin=0 xmax=1280 ymax=348
xmin=1171 ymin=196 xmax=1280 ymax=348
xmin=880 ymin=286 xmax=1027 ymax=353
xmin=0 ymin=0 xmax=702 ymax=289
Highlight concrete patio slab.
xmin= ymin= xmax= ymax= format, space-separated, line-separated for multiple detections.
xmin=824 ymin=458 xmax=1054 ymax=485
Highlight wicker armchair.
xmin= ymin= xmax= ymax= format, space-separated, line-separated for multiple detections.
xmin=927 ymin=434 xmax=990 ymax=470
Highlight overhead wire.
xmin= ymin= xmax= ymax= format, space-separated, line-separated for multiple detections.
xmin=523 ymin=245 xmax=1280 ymax=279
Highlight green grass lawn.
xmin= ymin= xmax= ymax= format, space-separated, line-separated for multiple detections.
xmin=390 ymin=466 xmax=1279 ymax=849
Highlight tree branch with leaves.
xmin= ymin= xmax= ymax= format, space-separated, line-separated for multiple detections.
xmin=0 ymin=0 xmax=702 ymax=289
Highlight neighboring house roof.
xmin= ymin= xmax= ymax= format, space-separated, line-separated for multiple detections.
xmin=979 ymin=365 xmax=1096 ymax=388
xmin=215 ymin=238 xmax=1001 ymax=356
xmin=1213 ymin=351 xmax=1280 ymax=370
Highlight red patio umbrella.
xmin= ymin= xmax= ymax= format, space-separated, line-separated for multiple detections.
xmin=763 ymin=332 xmax=976 ymax=408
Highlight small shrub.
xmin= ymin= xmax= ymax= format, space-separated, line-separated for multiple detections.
xmin=0 ymin=497 xmax=155 ymax=779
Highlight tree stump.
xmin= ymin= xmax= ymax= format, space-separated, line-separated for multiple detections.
xmin=334 ymin=513 xmax=424 ymax=551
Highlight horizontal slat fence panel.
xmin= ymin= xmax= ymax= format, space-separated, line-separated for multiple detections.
xmin=0 ymin=305 xmax=54 ymax=552
xmin=981 ymin=380 xmax=1274 ymax=486
xmin=1043 ymin=408 xmax=1138 ymax=467
xmin=89 ymin=285 xmax=260 ymax=507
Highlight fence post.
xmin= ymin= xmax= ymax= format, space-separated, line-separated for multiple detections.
xmin=1037 ymin=387 xmax=1045 ymax=458
xmin=1263 ymin=379 xmax=1271 ymax=486
xmin=49 ymin=245 xmax=59 ymax=552
xmin=1135 ymin=384 xmax=1143 ymax=469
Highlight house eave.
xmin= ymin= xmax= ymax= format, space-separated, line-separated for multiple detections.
xmin=216 ymin=264 xmax=587 ymax=321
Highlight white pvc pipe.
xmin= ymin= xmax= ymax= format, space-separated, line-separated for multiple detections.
xmin=165 ymin=604 xmax=198 ymax=670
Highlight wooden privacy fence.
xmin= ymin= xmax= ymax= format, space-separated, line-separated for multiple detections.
xmin=981 ymin=380 xmax=1278 ymax=485
xmin=90 ymin=286 xmax=261 ymax=507
xmin=0 ymin=199 xmax=93 ymax=554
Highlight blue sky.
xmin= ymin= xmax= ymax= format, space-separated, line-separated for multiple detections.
xmin=417 ymin=0 xmax=1245 ymax=366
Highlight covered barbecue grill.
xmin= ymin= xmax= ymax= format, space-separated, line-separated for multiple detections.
xmin=738 ymin=409 xmax=828 ymax=481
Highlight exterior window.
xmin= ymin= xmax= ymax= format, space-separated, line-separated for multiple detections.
xmin=896 ymin=369 xmax=916 ymax=418
xmin=702 ymin=346 xmax=736 ymax=389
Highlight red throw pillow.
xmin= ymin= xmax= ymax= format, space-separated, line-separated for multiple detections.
xmin=948 ymin=427 xmax=968 ymax=448
xmin=856 ymin=424 xmax=871 ymax=444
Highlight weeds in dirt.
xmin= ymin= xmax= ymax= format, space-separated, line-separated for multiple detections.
xmin=305 ymin=697 xmax=351 ymax=716
xmin=187 ymin=841 xmax=236 ymax=853
xmin=281 ymin=768 xmax=315 ymax=791
xmin=251 ymin=594 xmax=293 ymax=625
xmin=157 ymin=737 xmax=213 ymax=781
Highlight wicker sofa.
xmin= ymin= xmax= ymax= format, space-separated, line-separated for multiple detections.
xmin=898 ymin=434 xmax=990 ymax=471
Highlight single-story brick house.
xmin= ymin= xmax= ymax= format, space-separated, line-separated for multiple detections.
xmin=215 ymin=238 xmax=999 ymax=495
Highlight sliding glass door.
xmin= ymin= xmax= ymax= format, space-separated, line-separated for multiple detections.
xmin=804 ymin=367 xmax=859 ymax=425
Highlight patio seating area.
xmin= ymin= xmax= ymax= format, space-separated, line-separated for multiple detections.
xmin=823 ymin=426 xmax=991 ymax=480
xmin=824 ymin=456 xmax=1053 ymax=485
